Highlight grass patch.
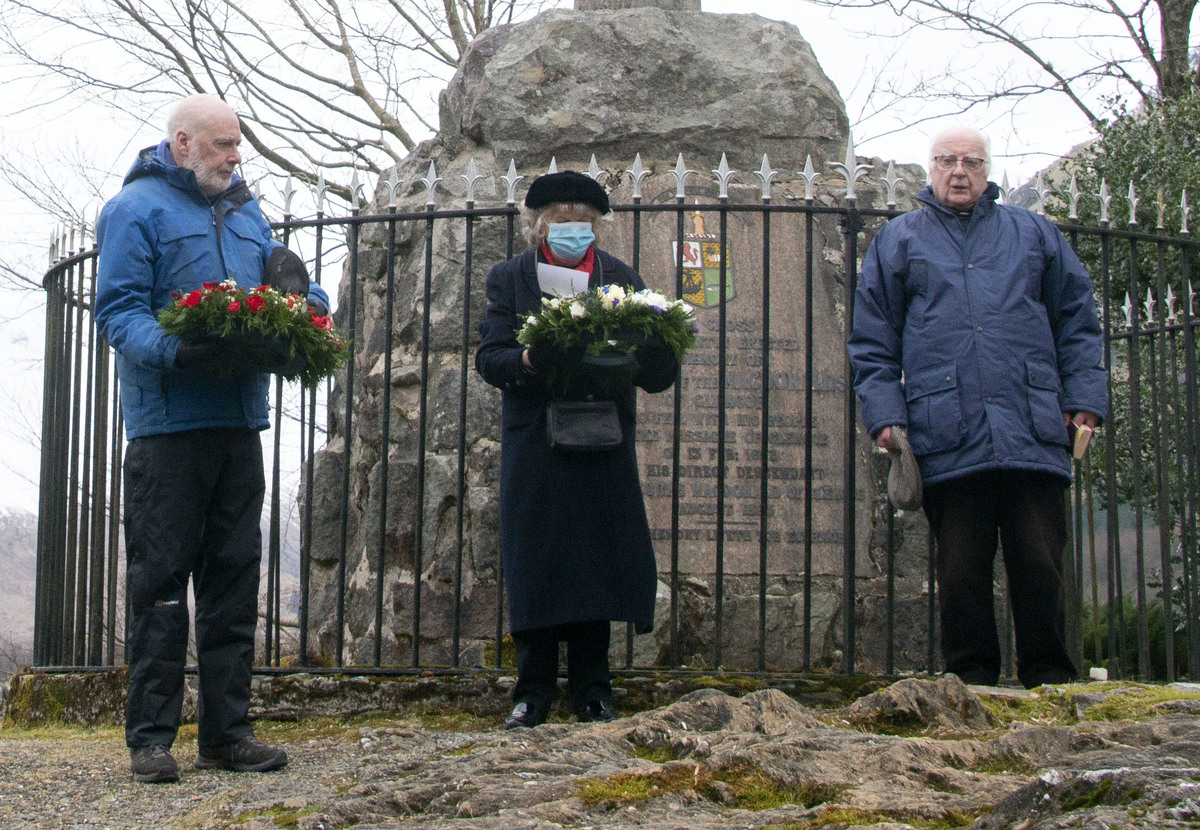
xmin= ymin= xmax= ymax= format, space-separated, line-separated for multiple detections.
xmin=409 ymin=706 xmax=493 ymax=732
xmin=0 ymin=724 xmax=122 ymax=741
xmin=249 ymin=715 xmax=388 ymax=743
xmin=764 ymin=804 xmax=987 ymax=829
xmin=577 ymin=760 xmax=843 ymax=812
xmin=628 ymin=739 xmax=677 ymax=763
xmin=231 ymin=804 xmax=321 ymax=828
xmin=578 ymin=763 xmax=701 ymax=807
xmin=977 ymin=691 xmax=1075 ymax=728
xmin=969 ymin=754 xmax=1040 ymax=776
xmin=1076 ymin=683 xmax=1200 ymax=722
xmin=711 ymin=762 xmax=844 ymax=811
xmin=687 ymin=674 xmax=769 ymax=694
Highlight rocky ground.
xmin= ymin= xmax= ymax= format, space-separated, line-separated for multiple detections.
xmin=4 ymin=676 xmax=1200 ymax=829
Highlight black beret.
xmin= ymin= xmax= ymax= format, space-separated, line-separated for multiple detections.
xmin=524 ymin=171 xmax=610 ymax=214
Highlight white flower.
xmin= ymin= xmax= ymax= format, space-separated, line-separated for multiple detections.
xmin=525 ymin=315 xmax=538 ymax=327
xmin=599 ymin=284 xmax=626 ymax=307
xmin=570 ymin=301 xmax=587 ymax=318
xmin=630 ymin=290 xmax=670 ymax=311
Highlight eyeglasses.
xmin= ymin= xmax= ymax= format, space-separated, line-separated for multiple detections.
xmin=932 ymin=154 xmax=986 ymax=172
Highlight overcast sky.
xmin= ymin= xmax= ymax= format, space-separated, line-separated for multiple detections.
xmin=0 ymin=0 xmax=1170 ymax=513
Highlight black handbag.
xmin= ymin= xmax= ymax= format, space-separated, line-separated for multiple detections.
xmin=545 ymin=399 xmax=622 ymax=451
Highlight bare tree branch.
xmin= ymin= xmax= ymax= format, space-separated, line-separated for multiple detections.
xmin=805 ymin=0 xmax=1198 ymax=131
xmin=0 ymin=0 xmax=564 ymax=207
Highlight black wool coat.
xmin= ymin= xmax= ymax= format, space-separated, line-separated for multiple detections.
xmin=474 ymin=247 xmax=679 ymax=635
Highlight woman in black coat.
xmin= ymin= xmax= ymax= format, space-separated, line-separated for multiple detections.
xmin=475 ymin=171 xmax=679 ymax=728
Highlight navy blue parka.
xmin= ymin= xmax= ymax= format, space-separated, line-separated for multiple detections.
xmin=848 ymin=183 xmax=1108 ymax=485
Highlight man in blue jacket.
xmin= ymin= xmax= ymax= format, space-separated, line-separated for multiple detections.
xmin=848 ymin=126 xmax=1107 ymax=689
xmin=95 ymin=94 xmax=329 ymax=783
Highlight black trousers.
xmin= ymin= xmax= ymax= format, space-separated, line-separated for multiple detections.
xmin=924 ymin=469 xmax=1077 ymax=689
xmin=512 ymin=620 xmax=612 ymax=715
xmin=123 ymin=427 xmax=265 ymax=751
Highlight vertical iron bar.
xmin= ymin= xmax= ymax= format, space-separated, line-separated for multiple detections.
xmin=334 ymin=210 xmax=355 ymax=668
xmin=376 ymin=208 xmax=398 ymax=668
xmin=803 ymin=203 xmax=815 ymax=671
xmin=1098 ymin=228 xmax=1123 ymax=676
xmin=453 ymin=202 xmax=477 ymax=668
xmin=1126 ymin=234 xmax=1150 ymax=679
xmin=1152 ymin=236 xmax=1175 ymax=680
xmin=714 ymin=200 xmax=730 ymax=670
xmin=1180 ymin=242 xmax=1200 ymax=676
xmin=87 ymin=257 xmax=109 ymax=666
xmin=496 ymin=207 xmax=517 ymax=669
xmin=412 ymin=206 xmax=436 ymax=667
xmin=842 ymin=206 xmax=863 ymax=675
xmin=670 ymin=198 xmax=685 ymax=669
xmin=757 ymin=201 xmax=772 ymax=673
xmin=106 ymin=397 xmax=122 ymax=666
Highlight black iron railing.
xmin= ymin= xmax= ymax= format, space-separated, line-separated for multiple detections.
xmin=34 ymin=179 xmax=1200 ymax=684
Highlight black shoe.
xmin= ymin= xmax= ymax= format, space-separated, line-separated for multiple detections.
xmin=505 ymin=701 xmax=548 ymax=729
xmin=131 ymin=744 xmax=180 ymax=784
xmin=578 ymin=699 xmax=617 ymax=723
xmin=195 ymin=736 xmax=288 ymax=772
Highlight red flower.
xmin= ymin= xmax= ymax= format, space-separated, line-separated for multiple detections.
xmin=246 ymin=295 xmax=265 ymax=314
xmin=180 ymin=290 xmax=202 ymax=308
xmin=310 ymin=314 xmax=332 ymax=331
xmin=227 ymin=301 xmax=242 ymax=314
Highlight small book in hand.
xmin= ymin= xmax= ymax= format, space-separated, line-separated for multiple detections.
xmin=1070 ymin=423 xmax=1094 ymax=460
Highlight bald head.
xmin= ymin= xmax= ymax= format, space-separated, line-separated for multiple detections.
xmin=167 ymin=94 xmax=243 ymax=196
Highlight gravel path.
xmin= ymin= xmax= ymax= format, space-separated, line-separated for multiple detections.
xmin=0 ymin=724 xmax=367 ymax=829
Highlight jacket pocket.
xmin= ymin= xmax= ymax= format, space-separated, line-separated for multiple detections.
xmin=1026 ymin=359 xmax=1068 ymax=445
xmin=904 ymin=362 xmax=964 ymax=455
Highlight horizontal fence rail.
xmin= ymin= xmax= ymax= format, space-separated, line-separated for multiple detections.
xmin=34 ymin=156 xmax=1200 ymax=685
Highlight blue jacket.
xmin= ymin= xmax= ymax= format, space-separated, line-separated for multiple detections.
xmin=848 ymin=183 xmax=1108 ymax=485
xmin=95 ymin=141 xmax=329 ymax=439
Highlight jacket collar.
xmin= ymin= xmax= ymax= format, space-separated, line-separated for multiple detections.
xmin=916 ymin=181 xmax=1001 ymax=219
xmin=123 ymin=139 xmax=249 ymax=206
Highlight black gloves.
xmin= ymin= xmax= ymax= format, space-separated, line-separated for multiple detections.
xmin=634 ymin=338 xmax=680 ymax=393
xmin=264 ymin=247 xmax=310 ymax=297
xmin=175 ymin=334 xmax=225 ymax=369
xmin=527 ymin=340 xmax=583 ymax=373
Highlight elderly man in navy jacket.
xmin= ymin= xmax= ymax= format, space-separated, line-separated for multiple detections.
xmin=848 ymin=126 xmax=1108 ymax=689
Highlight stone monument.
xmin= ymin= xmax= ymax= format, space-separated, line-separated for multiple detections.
xmin=304 ymin=3 xmax=927 ymax=672
xmin=576 ymin=0 xmax=701 ymax=9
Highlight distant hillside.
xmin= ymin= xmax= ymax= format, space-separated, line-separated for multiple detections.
xmin=0 ymin=507 xmax=37 ymax=677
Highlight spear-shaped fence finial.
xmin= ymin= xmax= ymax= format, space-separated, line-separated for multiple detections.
xmin=829 ymin=132 xmax=871 ymax=203
xmin=384 ymin=167 xmax=404 ymax=209
xmin=502 ymin=159 xmax=523 ymax=205
xmin=713 ymin=153 xmax=735 ymax=200
xmin=798 ymin=155 xmax=818 ymax=202
xmin=462 ymin=158 xmax=484 ymax=205
xmin=754 ymin=155 xmax=777 ymax=202
xmin=672 ymin=154 xmax=694 ymax=200
xmin=422 ymin=161 xmax=442 ymax=206
xmin=627 ymin=154 xmax=650 ymax=201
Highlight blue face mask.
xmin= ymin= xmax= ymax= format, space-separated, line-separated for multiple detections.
xmin=546 ymin=222 xmax=595 ymax=261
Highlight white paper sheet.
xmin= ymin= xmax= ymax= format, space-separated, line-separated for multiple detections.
xmin=536 ymin=261 xmax=590 ymax=297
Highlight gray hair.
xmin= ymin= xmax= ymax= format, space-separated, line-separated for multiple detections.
xmin=519 ymin=202 xmax=608 ymax=248
xmin=929 ymin=126 xmax=992 ymax=176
